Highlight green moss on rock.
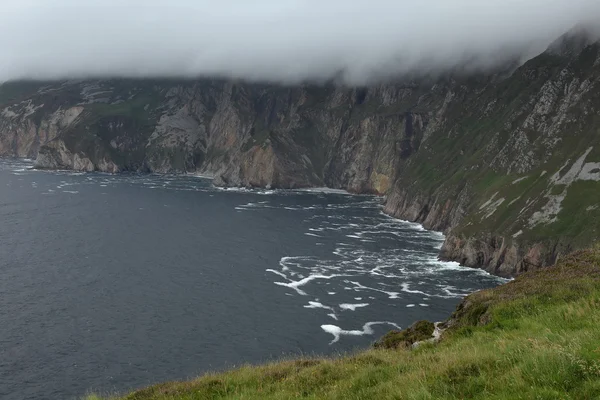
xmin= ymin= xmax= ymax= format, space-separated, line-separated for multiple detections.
xmin=373 ymin=320 xmax=435 ymax=349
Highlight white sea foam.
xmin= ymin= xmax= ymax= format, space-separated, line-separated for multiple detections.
xmin=235 ymin=201 xmax=276 ymax=210
xmin=274 ymin=274 xmax=345 ymax=295
xmin=296 ymin=187 xmax=349 ymax=194
xmin=215 ymin=186 xmax=251 ymax=193
xmin=339 ymin=303 xmax=369 ymax=311
xmin=401 ymin=283 xmax=431 ymax=296
xmin=304 ymin=301 xmax=335 ymax=313
xmin=321 ymin=321 xmax=402 ymax=344
xmin=347 ymin=280 xmax=400 ymax=299
xmin=189 ymin=173 xmax=215 ymax=180
xmin=279 ymin=256 xmax=306 ymax=271
xmin=247 ymin=190 xmax=509 ymax=345
xmin=266 ymin=269 xmax=288 ymax=279
xmin=440 ymin=285 xmax=473 ymax=298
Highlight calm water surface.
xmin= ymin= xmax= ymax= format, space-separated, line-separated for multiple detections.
xmin=0 ymin=159 xmax=505 ymax=399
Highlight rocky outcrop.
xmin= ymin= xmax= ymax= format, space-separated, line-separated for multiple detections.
xmin=0 ymin=100 xmax=85 ymax=158
xmin=0 ymin=31 xmax=599 ymax=277
xmin=35 ymin=139 xmax=119 ymax=173
xmin=382 ymin=186 xmax=469 ymax=233
xmin=440 ymin=235 xmax=526 ymax=277
xmin=373 ymin=320 xmax=436 ymax=349
xmin=440 ymin=235 xmax=571 ymax=278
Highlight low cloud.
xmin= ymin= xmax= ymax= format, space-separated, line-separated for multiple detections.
xmin=1 ymin=0 xmax=599 ymax=84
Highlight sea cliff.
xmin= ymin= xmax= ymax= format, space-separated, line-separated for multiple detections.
xmin=1 ymin=31 xmax=599 ymax=277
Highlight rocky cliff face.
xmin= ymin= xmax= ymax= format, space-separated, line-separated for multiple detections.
xmin=0 ymin=79 xmax=437 ymax=191
xmin=1 ymin=33 xmax=599 ymax=277
xmin=382 ymin=34 xmax=600 ymax=276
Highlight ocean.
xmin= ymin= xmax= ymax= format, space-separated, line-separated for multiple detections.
xmin=0 ymin=159 xmax=505 ymax=399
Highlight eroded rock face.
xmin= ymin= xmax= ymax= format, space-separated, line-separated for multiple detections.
xmin=379 ymin=36 xmax=600 ymax=276
xmin=439 ymin=235 xmax=525 ymax=277
xmin=0 ymin=103 xmax=84 ymax=158
xmin=35 ymin=139 xmax=119 ymax=173
xmin=1 ymin=32 xmax=599 ymax=277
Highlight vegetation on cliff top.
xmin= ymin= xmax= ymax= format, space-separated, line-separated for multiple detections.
xmin=88 ymin=245 xmax=600 ymax=399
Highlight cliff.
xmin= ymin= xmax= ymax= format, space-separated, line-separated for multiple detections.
xmin=1 ymin=33 xmax=599 ymax=277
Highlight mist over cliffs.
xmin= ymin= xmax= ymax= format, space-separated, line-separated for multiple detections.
xmin=1 ymin=25 xmax=600 ymax=278
xmin=1 ymin=1 xmax=600 ymax=84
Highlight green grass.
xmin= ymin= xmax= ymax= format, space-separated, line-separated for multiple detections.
xmin=88 ymin=245 xmax=600 ymax=400
xmin=241 ymin=122 xmax=272 ymax=152
xmin=0 ymin=80 xmax=56 ymax=105
xmin=529 ymin=181 xmax=600 ymax=245
xmin=373 ymin=321 xmax=435 ymax=350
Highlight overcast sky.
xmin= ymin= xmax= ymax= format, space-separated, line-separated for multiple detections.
xmin=1 ymin=0 xmax=599 ymax=84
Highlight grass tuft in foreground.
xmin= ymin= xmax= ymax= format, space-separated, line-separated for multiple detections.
xmin=89 ymin=245 xmax=600 ymax=399
xmin=374 ymin=320 xmax=436 ymax=350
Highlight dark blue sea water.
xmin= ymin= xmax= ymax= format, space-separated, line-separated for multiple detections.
xmin=0 ymin=158 xmax=506 ymax=400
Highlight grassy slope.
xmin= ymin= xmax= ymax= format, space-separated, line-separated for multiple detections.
xmin=88 ymin=245 xmax=600 ymax=400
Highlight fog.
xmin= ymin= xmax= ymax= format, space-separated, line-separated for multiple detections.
xmin=1 ymin=0 xmax=599 ymax=84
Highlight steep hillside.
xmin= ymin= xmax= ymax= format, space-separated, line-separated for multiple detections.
xmin=0 ymin=33 xmax=599 ymax=277
xmin=385 ymin=35 xmax=600 ymax=276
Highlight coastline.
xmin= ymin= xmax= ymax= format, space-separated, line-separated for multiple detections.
xmin=9 ymin=156 xmax=518 ymax=279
